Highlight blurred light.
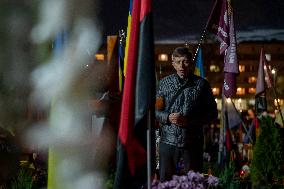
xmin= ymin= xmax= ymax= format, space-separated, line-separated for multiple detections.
xmin=271 ymin=68 xmax=276 ymax=74
xmin=226 ymin=98 xmax=231 ymax=103
xmin=239 ymin=65 xmax=245 ymax=72
xmin=236 ymin=87 xmax=245 ymax=95
xmin=265 ymin=53 xmax=271 ymax=61
xmin=210 ymin=65 xmax=220 ymax=72
xmin=248 ymin=76 xmax=257 ymax=83
xmin=158 ymin=53 xmax=168 ymax=61
xmin=212 ymin=87 xmax=220 ymax=95
xmin=95 ymin=54 xmax=105 ymax=61
xmin=274 ymin=99 xmax=284 ymax=106
xmin=248 ymin=88 xmax=256 ymax=94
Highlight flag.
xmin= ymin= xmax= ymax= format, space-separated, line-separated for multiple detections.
xmin=207 ymin=0 xmax=238 ymax=98
xmin=194 ymin=48 xmax=205 ymax=78
xmin=222 ymin=94 xmax=242 ymax=151
xmin=118 ymin=32 xmax=125 ymax=92
xmin=206 ymin=0 xmax=229 ymax=54
xmin=224 ymin=97 xmax=242 ymax=129
xmin=255 ymin=48 xmax=273 ymax=114
xmin=114 ymin=0 xmax=155 ymax=187
xmin=123 ymin=0 xmax=133 ymax=76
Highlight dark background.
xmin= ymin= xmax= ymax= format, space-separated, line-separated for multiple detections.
xmin=97 ymin=0 xmax=284 ymax=42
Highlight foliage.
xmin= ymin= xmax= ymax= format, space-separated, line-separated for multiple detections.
xmin=10 ymin=169 xmax=33 ymax=189
xmin=218 ymin=161 xmax=241 ymax=189
xmin=250 ymin=115 xmax=282 ymax=188
xmin=105 ymin=168 xmax=116 ymax=189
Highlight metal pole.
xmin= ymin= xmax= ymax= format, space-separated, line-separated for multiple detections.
xmin=147 ymin=110 xmax=152 ymax=189
xmin=192 ymin=28 xmax=207 ymax=62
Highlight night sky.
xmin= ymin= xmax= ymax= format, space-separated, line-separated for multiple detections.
xmin=97 ymin=0 xmax=284 ymax=42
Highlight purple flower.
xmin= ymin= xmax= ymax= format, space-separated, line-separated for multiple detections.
xmin=168 ymin=179 xmax=178 ymax=187
xmin=172 ymin=175 xmax=179 ymax=181
xmin=195 ymin=172 xmax=204 ymax=183
xmin=152 ymin=179 xmax=159 ymax=186
xmin=173 ymin=183 xmax=181 ymax=189
xmin=158 ymin=182 xmax=168 ymax=189
xmin=187 ymin=170 xmax=196 ymax=181
xmin=178 ymin=175 xmax=188 ymax=183
xmin=180 ymin=182 xmax=190 ymax=189
xmin=207 ymin=175 xmax=219 ymax=186
xmin=154 ymin=170 xmax=219 ymax=189
xmin=195 ymin=183 xmax=204 ymax=189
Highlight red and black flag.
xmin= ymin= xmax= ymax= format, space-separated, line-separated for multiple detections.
xmin=206 ymin=0 xmax=239 ymax=98
xmin=114 ymin=0 xmax=155 ymax=188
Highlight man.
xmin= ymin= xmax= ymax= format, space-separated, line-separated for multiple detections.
xmin=155 ymin=46 xmax=218 ymax=181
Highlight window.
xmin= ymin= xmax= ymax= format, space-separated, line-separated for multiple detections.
xmin=212 ymin=87 xmax=220 ymax=96
xmin=264 ymin=64 xmax=271 ymax=71
xmin=248 ymin=99 xmax=255 ymax=106
xmin=248 ymin=88 xmax=256 ymax=94
xmin=210 ymin=65 xmax=220 ymax=72
xmin=158 ymin=54 xmax=169 ymax=61
xmin=239 ymin=65 xmax=245 ymax=72
xmin=248 ymin=77 xmax=257 ymax=84
xmin=248 ymin=65 xmax=255 ymax=72
xmin=235 ymin=98 xmax=247 ymax=110
xmin=95 ymin=54 xmax=105 ymax=61
xmin=236 ymin=87 xmax=245 ymax=95
xmin=274 ymin=99 xmax=284 ymax=106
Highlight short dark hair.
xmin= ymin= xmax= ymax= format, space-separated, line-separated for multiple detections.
xmin=172 ymin=47 xmax=192 ymax=60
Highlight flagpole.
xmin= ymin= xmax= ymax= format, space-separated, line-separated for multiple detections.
xmin=218 ymin=93 xmax=225 ymax=165
xmin=147 ymin=110 xmax=152 ymax=189
xmin=192 ymin=28 xmax=207 ymax=62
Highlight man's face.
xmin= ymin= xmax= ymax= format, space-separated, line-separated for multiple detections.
xmin=172 ymin=56 xmax=193 ymax=79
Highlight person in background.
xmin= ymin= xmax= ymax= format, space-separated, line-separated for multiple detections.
xmin=155 ymin=46 xmax=218 ymax=181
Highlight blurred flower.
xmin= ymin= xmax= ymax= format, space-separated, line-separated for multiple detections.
xmin=152 ymin=170 xmax=219 ymax=189
xmin=207 ymin=175 xmax=219 ymax=186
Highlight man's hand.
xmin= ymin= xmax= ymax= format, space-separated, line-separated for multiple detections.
xmin=168 ymin=112 xmax=188 ymax=127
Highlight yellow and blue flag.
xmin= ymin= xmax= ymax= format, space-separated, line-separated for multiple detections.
xmin=194 ymin=48 xmax=205 ymax=78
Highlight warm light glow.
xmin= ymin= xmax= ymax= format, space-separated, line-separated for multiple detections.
xmin=210 ymin=65 xmax=220 ymax=72
xmin=95 ymin=54 xmax=105 ymax=61
xmin=236 ymin=87 xmax=245 ymax=95
xmin=212 ymin=88 xmax=220 ymax=95
xmin=215 ymin=98 xmax=218 ymax=103
xmin=239 ymin=65 xmax=245 ymax=72
xmin=248 ymin=88 xmax=256 ymax=94
xmin=158 ymin=54 xmax=169 ymax=61
xmin=238 ymin=98 xmax=242 ymax=103
xmin=271 ymin=68 xmax=276 ymax=74
xmin=264 ymin=64 xmax=271 ymax=71
xmin=248 ymin=76 xmax=257 ymax=83
xmin=274 ymin=99 xmax=284 ymax=106
xmin=226 ymin=98 xmax=231 ymax=103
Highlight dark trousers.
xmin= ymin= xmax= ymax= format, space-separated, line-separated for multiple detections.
xmin=159 ymin=142 xmax=203 ymax=182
